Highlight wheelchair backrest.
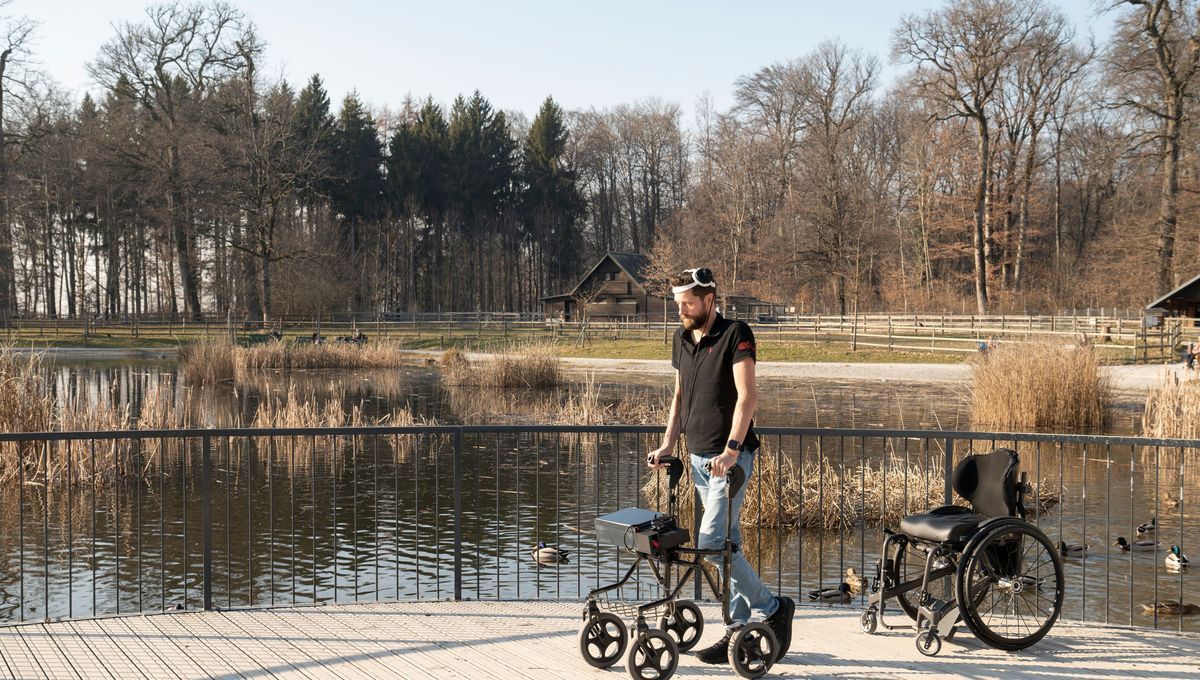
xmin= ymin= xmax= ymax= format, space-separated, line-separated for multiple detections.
xmin=952 ymin=448 xmax=1020 ymax=517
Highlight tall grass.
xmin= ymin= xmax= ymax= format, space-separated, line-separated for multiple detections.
xmin=0 ymin=347 xmax=190 ymax=485
xmin=178 ymin=338 xmax=419 ymax=384
xmin=1142 ymin=370 xmax=1200 ymax=441
xmin=441 ymin=341 xmax=561 ymax=388
xmin=237 ymin=340 xmax=414 ymax=372
xmin=178 ymin=337 xmax=237 ymax=384
xmin=970 ymin=338 xmax=1111 ymax=431
xmin=0 ymin=348 xmax=53 ymax=435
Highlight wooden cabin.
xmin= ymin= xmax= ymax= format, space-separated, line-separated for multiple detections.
xmin=1147 ymin=274 xmax=1200 ymax=323
xmin=541 ymin=252 xmax=672 ymax=322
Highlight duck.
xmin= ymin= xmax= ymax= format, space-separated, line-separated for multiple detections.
xmin=1162 ymin=492 xmax=1181 ymax=509
xmin=1114 ymin=536 xmax=1159 ymax=552
xmin=808 ymin=583 xmax=852 ymax=604
xmin=531 ymin=542 xmax=569 ymax=565
xmin=1140 ymin=601 xmax=1200 ymax=616
xmin=1137 ymin=517 xmax=1157 ymax=536
xmin=844 ymin=567 xmax=865 ymax=595
xmin=1059 ymin=541 xmax=1088 ymax=557
xmin=1166 ymin=545 xmax=1190 ymax=570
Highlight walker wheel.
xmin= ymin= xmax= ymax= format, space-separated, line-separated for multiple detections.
xmin=626 ymin=629 xmax=678 ymax=680
xmin=915 ymin=630 xmax=941 ymax=657
xmin=728 ymin=622 xmax=777 ymax=679
xmin=860 ymin=607 xmax=878 ymax=634
xmin=658 ymin=600 xmax=704 ymax=652
xmin=577 ymin=612 xmax=627 ymax=669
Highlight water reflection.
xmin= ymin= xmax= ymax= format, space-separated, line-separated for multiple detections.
xmin=0 ymin=359 xmax=1192 ymax=636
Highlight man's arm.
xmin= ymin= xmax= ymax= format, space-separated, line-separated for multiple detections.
xmin=709 ymin=358 xmax=757 ymax=476
xmin=648 ymin=371 xmax=683 ymax=467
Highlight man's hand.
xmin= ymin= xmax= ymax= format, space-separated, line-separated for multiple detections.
xmin=708 ymin=449 xmax=739 ymax=477
xmin=646 ymin=446 xmax=672 ymax=469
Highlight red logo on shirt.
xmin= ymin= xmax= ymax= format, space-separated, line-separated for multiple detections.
xmin=737 ymin=341 xmax=754 ymax=352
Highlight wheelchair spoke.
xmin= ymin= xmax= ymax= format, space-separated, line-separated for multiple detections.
xmin=1017 ymin=589 xmax=1054 ymax=620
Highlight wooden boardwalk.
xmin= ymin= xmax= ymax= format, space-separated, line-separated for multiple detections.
xmin=0 ymin=601 xmax=1197 ymax=679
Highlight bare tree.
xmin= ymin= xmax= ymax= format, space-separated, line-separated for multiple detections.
xmin=88 ymin=1 xmax=258 ymax=320
xmin=0 ymin=1 xmax=36 ymax=323
xmin=893 ymin=0 xmax=1042 ymax=313
xmin=733 ymin=59 xmax=807 ymax=211
xmin=1105 ymin=0 xmax=1200 ymax=294
xmin=790 ymin=40 xmax=880 ymax=314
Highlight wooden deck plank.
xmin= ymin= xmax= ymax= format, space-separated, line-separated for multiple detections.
xmin=0 ymin=602 xmax=1195 ymax=679
xmin=0 ymin=627 xmax=43 ymax=680
xmin=281 ymin=605 xmax=447 ymax=679
xmin=15 ymin=626 xmax=76 ymax=679
xmin=243 ymin=609 xmax=360 ymax=680
xmin=88 ymin=617 xmax=179 ymax=680
xmin=140 ymin=612 xmax=245 ymax=679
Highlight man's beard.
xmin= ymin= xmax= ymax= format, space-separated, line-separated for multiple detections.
xmin=680 ymin=306 xmax=710 ymax=331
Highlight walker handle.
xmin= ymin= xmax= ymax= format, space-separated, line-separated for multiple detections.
xmin=704 ymin=459 xmax=746 ymax=498
xmin=647 ymin=454 xmax=684 ymax=490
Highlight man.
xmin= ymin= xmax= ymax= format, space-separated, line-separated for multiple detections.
xmin=647 ymin=267 xmax=795 ymax=664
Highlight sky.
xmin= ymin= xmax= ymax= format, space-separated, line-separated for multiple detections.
xmin=11 ymin=0 xmax=1115 ymax=121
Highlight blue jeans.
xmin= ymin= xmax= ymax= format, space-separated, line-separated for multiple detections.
xmin=691 ymin=450 xmax=779 ymax=627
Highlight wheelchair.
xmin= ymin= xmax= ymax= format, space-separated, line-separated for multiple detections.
xmin=860 ymin=448 xmax=1065 ymax=656
xmin=577 ymin=455 xmax=778 ymax=679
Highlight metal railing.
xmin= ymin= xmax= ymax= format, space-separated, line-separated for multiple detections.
xmin=0 ymin=425 xmax=1194 ymax=636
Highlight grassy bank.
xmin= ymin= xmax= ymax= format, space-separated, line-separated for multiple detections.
xmin=4 ymin=333 xmax=974 ymax=364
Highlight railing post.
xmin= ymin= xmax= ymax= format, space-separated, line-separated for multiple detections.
xmin=453 ymin=428 xmax=463 ymax=601
xmin=943 ymin=437 xmax=954 ymax=506
xmin=693 ymin=485 xmax=703 ymax=600
xmin=202 ymin=435 xmax=214 ymax=611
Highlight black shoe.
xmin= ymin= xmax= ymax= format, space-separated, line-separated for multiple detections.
xmin=695 ymin=629 xmax=735 ymax=664
xmin=765 ymin=596 xmax=795 ymax=662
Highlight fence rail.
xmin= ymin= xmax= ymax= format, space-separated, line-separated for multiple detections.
xmin=3 ymin=313 xmax=1190 ymax=360
xmin=0 ymin=424 xmax=1195 ymax=637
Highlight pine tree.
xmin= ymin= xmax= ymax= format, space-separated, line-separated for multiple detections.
xmin=523 ymin=96 xmax=584 ymax=294
xmin=330 ymin=92 xmax=384 ymax=310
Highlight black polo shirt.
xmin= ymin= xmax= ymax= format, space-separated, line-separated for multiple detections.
xmin=671 ymin=312 xmax=760 ymax=456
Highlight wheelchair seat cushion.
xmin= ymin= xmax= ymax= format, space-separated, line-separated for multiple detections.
xmin=899 ymin=505 xmax=985 ymax=543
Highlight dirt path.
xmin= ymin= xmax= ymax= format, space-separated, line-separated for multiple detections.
xmin=533 ymin=355 xmax=1182 ymax=394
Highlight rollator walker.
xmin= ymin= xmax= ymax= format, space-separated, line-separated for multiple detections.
xmin=577 ymin=455 xmax=777 ymax=679
xmin=861 ymin=448 xmax=1065 ymax=656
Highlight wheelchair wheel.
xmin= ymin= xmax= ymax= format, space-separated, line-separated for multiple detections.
xmin=658 ymin=600 xmax=704 ymax=651
xmin=626 ymin=629 xmax=678 ymax=680
xmin=955 ymin=517 xmax=1064 ymax=651
xmin=889 ymin=540 xmax=953 ymax=621
xmin=577 ymin=612 xmax=627 ymax=669
xmin=728 ymin=623 xmax=777 ymax=679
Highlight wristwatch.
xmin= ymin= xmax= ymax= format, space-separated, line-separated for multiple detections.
xmin=726 ymin=439 xmax=741 ymax=452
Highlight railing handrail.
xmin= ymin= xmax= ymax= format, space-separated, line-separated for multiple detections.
xmin=3 ymin=423 xmax=1199 ymax=449
xmin=3 ymin=422 xmax=1195 ymax=637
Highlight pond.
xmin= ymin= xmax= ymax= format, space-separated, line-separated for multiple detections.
xmin=0 ymin=359 xmax=1195 ymax=636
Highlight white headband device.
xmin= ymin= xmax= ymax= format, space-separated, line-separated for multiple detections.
xmin=671 ymin=268 xmax=716 ymax=295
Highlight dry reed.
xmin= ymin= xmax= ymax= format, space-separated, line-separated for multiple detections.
xmin=236 ymin=340 xmax=413 ymax=373
xmin=441 ymin=342 xmax=561 ymax=388
xmin=178 ymin=337 xmax=237 ymax=384
xmin=640 ymin=443 xmax=1059 ymax=531
xmin=970 ymin=338 xmax=1110 ymax=431
xmin=1142 ymin=370 xmax=1200 ymax=440
xmin=178 ymin=338 xmax=419 ymax=385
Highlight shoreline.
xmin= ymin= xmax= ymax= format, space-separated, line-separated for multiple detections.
xmin=5 ymin=346 xmax=1182 ymax=393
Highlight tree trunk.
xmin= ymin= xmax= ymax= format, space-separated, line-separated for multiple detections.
xmin=1156 ymin=106 xmax=1181 ymax=295
xmin=973 ymin=119 xmax=991 ymax=314
xmin=168 ymin=146 xmax=202 ymax=320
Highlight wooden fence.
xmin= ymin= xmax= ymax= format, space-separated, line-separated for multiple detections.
xmin=2 ymin=312 xmax=1190 ymax=364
